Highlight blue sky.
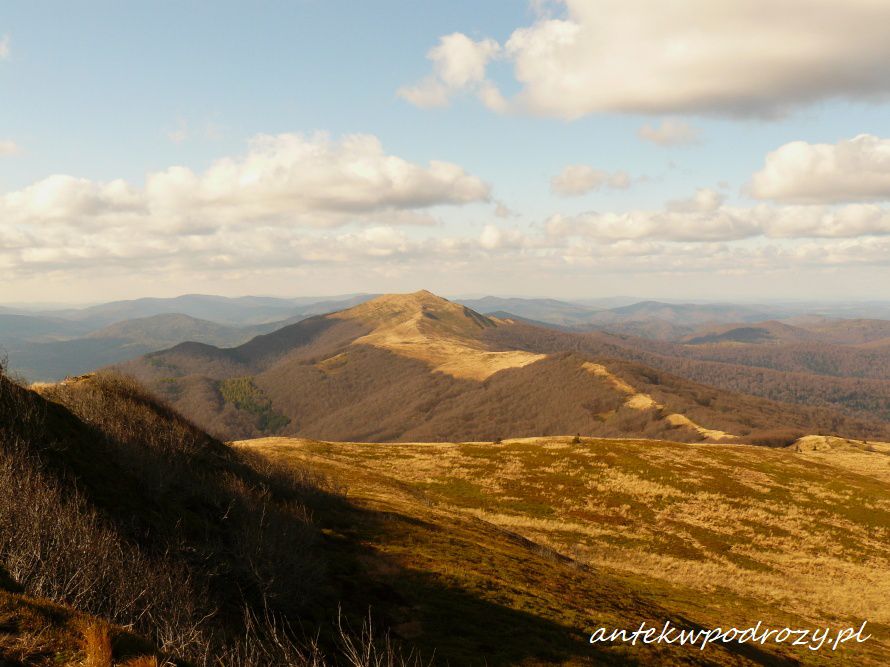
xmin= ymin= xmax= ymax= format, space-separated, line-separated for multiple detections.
xmin=3 ymin=1 xmax=890 ymax=302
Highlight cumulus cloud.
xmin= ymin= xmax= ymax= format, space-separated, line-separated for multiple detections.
xmin=551 ymin=165 xmax=632 ymax=196
xmin=142 ymin=133 xmax=489 ymax=227
xmin=638 ymin=120 xmax=701 ymax=147
xmin=398 ymin=33 xmax=503 ymax=110
xmin=0 ymin=140 xmax=19 ymax=156
xmin=0 ymin=133 xmax=496 ymax=279
xmin=0 ymin=133 xmax=490 ymax=234
xmin=749 ymin=134 xmax=890 ymax=204
xmin=404 ymin=1 xmax=890 ymax=118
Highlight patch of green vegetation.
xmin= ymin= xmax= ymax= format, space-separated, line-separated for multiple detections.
xmin=218 ymin=376 xmax=290 ymax=433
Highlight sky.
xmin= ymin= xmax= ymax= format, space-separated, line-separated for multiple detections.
xmin=3 ymin=0 xmax=890 ymax=303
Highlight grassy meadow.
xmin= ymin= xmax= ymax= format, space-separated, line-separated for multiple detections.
xmin=239 ymin=435 xmax=890 ymax=665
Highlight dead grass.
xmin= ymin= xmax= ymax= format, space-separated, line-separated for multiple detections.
xmin=81 ymin=621 xmax=113 ymax=667
xmin=237 ymin=434 xmax=890 ymax=665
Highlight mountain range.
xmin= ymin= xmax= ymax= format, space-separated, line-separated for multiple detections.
xmin=116 ymin=290 xmax=890 ymax=444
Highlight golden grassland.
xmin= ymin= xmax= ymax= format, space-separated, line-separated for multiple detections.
xmin=237 ymin=434 xmax=890 ymax=666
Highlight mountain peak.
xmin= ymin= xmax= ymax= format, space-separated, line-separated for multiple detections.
xmin=332 ymin=290 xmax=481 ymax=328
xmin=327 ymin=291 xmax=544 ymax=380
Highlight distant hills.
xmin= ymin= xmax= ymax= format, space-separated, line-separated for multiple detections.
xmin=117 ymin=290 xmax=890 ymax=443
xmin=28 ymin=293 xmax=374 ymax=327
xmin=458 ymin=296 xmax=782 ymax=337
xmin=5 ymin=291 xmax=890 ymax=430
xmin=0 ymin=293 xmax=377 ymax=381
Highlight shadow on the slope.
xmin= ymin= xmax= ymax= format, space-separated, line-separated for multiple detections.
xmin=305 ymin=493 xmax=801 ymax=667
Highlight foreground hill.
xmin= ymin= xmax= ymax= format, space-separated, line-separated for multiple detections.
xmin=240 ymin=434 xmax=890 ymax=666
xmin=0 ymin=371 xmax=424 ymax=665
xmin=119 ymin=291 xmax=890 ymax=443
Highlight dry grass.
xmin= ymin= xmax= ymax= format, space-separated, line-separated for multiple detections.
xmin=238 ymin=434 xmax=890 ymax=665
xmin=81 ymin=621 xmax=113 ymax=667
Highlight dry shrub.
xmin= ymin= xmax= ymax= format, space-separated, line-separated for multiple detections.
xmin=0 ymin=371 xmax=423 ymax=666
xmin=0 ymin=370 xmax=440 ymax=667
xmin=336 ymin=612 xmax=428 ymax=667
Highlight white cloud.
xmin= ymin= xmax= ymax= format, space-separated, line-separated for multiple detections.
xmin=398 ymin=33 xmax=502 ymax=109
xmin=3 ymin=175 xmax=145 ymax=224
xmin=749 ymin=134 xmax=890 ymax=204
xmin=405 ymin=1 xmax=890 ymax=118
xmin=0 ymin=133 xmax=489 ymax=236
xmin=0 ymin=140 xmax=19 ymax=156
xmin=6 ymin=130 xmax=890 ymax=290
xmin=551 ymin=165 xmax=632 ymax=197
xmin=547 ymin=202 xmax=890 ymax=242
xmin=0 ymin=133 xmax=494 ymax=278
xmin=0 ymin=35 xmax=9 ymax=60
xmin=638 ymin=120 xmax=701 ymax=147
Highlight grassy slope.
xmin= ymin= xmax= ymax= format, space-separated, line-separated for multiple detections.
xmin=239 ymin=436 xmax=890 ymax=666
